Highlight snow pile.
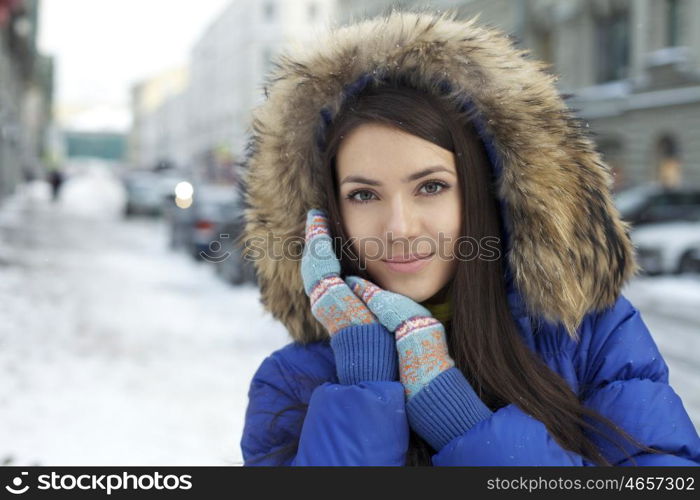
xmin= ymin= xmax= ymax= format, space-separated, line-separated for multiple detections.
xmin=0 ymin=165 xmax=290 ymax=465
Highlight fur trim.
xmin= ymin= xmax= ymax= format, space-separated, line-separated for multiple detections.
xmin=240 ymin=9 xmax=639 ymax=343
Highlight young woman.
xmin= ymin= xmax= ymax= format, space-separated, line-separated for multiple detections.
xmin=238 ymin=10 xmax=700 ymax=466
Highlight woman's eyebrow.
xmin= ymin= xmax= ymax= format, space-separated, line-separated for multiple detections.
xmin=340 ymin=166 xmax=455 ymax=186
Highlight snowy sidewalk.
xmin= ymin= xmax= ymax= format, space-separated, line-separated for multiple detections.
xmin=0 ymin=166 xmax=289 ymax=465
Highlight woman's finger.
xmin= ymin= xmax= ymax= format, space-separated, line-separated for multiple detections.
xmin=346 ymin=275 xmax=432 ymax=332
xmin=304 ymin=209 xmax=331 ymax=241
xmin=309 ymin=275 xmax=377 ymax=333
xmin=301 ymin=209 xmax=340 ymax=295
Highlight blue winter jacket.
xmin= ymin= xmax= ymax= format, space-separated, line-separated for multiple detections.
xmin=241 ymin=282 xmax=700 ymax=466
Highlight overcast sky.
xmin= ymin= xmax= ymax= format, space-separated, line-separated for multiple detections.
xmin=38 ymin=0 xmax=232 ymax=110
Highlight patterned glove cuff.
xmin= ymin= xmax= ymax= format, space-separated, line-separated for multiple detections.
xmin=405 ymin=367 xmax=494 ymax=451
xmin=330 ymin=323 xmax=399 ymax=385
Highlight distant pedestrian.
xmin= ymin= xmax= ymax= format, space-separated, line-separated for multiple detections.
xmin=48 ymin=169 xmax=64 ymax=202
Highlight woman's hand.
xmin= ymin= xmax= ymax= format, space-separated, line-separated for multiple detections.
xmin=345 ymin=276 xmax=455 ymax=399
xmin=301 ymin=209 xmax=399 ymax=385
xmin=345 ymin=277 xmax=494 ymax=452
xmin=300 ymin=209 xmax=377 ymax=336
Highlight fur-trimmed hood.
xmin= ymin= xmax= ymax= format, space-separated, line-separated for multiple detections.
xmin=239 ymin=9 xmax=639 ymax=343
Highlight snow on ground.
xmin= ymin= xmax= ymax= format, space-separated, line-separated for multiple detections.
xmin=0 ymin=165 xmax=289 ymax=465
xmin=0 ymin=162 xmax=698 ymax=465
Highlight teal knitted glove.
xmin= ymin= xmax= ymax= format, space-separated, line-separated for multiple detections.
xmin=345 ymin=275 xmax=454 ymax=398
xmin=346 ymin=275 xmax=494 ymax=451
xmin=300 ymin=209 xmax=398 ymax=384
xmin=300 ymin=209 xmax=376 ymax=335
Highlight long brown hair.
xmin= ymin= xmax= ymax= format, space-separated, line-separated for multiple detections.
xmin=313 ymin=80 xmax=666 ymax=466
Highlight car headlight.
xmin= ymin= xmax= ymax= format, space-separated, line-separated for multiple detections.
xmin=174 ymin=181 xmax=194 ymax=209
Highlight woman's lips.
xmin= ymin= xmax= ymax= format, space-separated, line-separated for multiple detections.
xmin=382 ymin=253 xmax=434 ymax=273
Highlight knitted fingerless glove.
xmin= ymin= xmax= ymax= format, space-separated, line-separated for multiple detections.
xmin=346 ymin=276 xmax=494 ymax=450
xmin=300 ymin=209 xmax=398 ymax=384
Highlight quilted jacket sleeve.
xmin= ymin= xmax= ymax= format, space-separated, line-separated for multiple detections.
xmin=431 ymin=294 xmax=700 ymax=466
xmin=240 ymin=349 xmax=409 ymax=466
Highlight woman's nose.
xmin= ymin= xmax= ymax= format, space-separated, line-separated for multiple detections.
xmin=385 ymin=196 xmax=420 ymax=242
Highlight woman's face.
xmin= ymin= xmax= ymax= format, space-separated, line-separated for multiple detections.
xmin=336 ymin=122 xmax=462 ymax=303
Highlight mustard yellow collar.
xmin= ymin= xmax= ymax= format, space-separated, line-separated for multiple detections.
xmin=420 ymin=296 xmax=453 ymax=324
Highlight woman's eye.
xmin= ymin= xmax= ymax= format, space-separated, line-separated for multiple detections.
xmin=420 ymin=181 xmax=447 ymax=195
xmin=347 ymin=190 xmax=376 ymax=203
xmin=345 ymin=180 xmax=449 ymax=204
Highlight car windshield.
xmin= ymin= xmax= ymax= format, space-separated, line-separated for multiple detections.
xmin=613 ymin=185 xmax=657 ymax=216
xmin=193 ymin=185 xmax=239 ymax=218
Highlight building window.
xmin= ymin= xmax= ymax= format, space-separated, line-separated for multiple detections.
xmin=264 ymin=1 xmax=275 ymax=22
xmin=666 ymin=0 xmax=682 ymax=47
xmin=308 ymin=2 xmax=317 ymax=22
xmin=594 ymin=8 xmax=630 ymax=83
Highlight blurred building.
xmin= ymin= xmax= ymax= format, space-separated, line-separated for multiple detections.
xmin=532 ymin=0 xmax=700 ymax=190
xmin=129 ymin=66 xmax=189 ymax=171
xmin=337 ymin=0 xmax=700 ymax=190
xmin=129 ymin=0 xmax=337 ymax=184
xmin=57 ymin=103 xmax=129 ymax=162
xmin=0 ymin=0 xmax=53 ymax=201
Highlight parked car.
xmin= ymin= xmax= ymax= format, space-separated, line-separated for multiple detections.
xmin=614 ymin=183 xmax=700 ymax=227
xmin=165 ymin=192 xmax=193 ymax=249
xmin=165 ymin=181 xmax=256 ymax=284
xmin=630 ymin=221 xmax=700 ymax=275
xmin=211 ymin=212 xmax=258 ymax=286
xmin=165 ymin=182 xmax=240 ymax=260
xmin=683 ymin=246 xmax=700 ymax=274
xmin=122 ymin=170 xmax=183 ymax=217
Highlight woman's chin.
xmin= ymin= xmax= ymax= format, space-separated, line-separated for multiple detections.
xmin=377 ymin=279 xmax=435 ymax=302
